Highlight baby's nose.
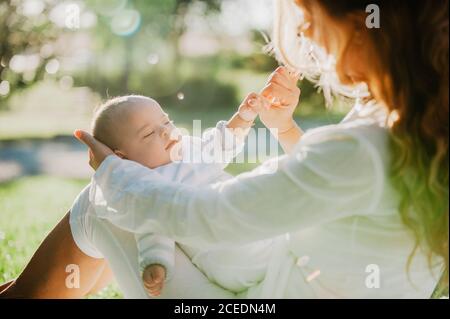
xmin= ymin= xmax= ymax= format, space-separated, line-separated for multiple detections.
xmin=160 ymin=123 xmax=171 ymax=136
xmin=161 ymin=125 xmax=177 ymax=141
xmin=169 ymin=127 xmax=181 ymax=141
xmin=161 ymin=126 xmax=168 ymax=137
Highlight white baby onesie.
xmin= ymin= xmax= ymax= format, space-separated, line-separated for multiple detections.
xmin=91 ymin=121 xmax=274 ymax=293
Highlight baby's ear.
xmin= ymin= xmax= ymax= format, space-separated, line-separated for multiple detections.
xmin=114 ymin=150 xmax=127 ymax=159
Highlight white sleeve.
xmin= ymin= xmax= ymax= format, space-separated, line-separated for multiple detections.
xmin=90 ymin=126 xmax=383 ymax=249
xmin=183 ymin=121 xmax=245 ymax=169
xmin=135 ymin=233 xmax=174 ymax=280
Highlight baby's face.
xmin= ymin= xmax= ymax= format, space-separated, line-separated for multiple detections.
xmin=115 ymin=100 xmax=181 ymax=169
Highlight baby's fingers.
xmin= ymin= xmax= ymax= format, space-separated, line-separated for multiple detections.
xmin=241 ymin=92 xmax=264 ymax=113
xmin=145 ymin=283 xmax=163 ymax=297
xmin=243 ymin=92 xmax=259 ymax=106
xmin=255 ymin=94 xmax=271 ymax=110
xmin=145 ymin=265 xmax=165 ymax=283
xmin=143 ymin=274 xmax=164 ymax=297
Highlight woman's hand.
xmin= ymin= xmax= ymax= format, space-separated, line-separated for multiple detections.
xmin=259 ymin=66 xmax=301 ymax=133
xmin=74 ymin=130 xmax=114 ymax=170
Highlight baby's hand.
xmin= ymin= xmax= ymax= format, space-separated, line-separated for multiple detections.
xmin=142 ymin=264 xmax=166 ymax=297
xmin=238 ymin=92 xmax=268 ymax=122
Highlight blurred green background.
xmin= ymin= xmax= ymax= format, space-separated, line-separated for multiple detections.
xmin=2 ymin=0 xmax=443 ymax=299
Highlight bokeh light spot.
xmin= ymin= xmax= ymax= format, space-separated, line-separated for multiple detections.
xmin=147 ymin=53 xmax=159 ymax=65
xmin=0 ymin=81 xmax=11 ymax=96
xmin=45 ymin=59 xmax=60 ymax=74
xmin=59 ymin=75 xmax=74 ymax=90
xmin=110 ymin=9 xmax=141 ymax=36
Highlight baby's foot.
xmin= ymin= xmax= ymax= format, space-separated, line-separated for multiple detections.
xmin=142 ymin=264 xmax=166 ymax=297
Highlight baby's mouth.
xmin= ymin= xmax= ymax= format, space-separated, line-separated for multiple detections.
xmin=165 ymin=139 xmax=180 ymax=151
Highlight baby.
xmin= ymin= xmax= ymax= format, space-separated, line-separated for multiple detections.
xmin=88 ymin=67 xmax=301 ymax=296
xmin=93 ymin=93 xmax=270 ymax=296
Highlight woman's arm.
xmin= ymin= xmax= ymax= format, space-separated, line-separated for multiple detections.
xmin=257 ymin=66 xmax=303 ymax=154
xmin=273 ymin=119 xmax=304 ymax=154
xmin=87 ymin=126 xmax=382 ymax=249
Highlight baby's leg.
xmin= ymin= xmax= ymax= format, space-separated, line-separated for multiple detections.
xmin=86 ymin=215 xmax=235 ymax=299
xmin=160 ymin=246 xmax=235 ymax=299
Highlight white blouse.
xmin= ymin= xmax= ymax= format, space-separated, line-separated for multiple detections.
xmin=89 ymin=103 xmax=443 ymax=298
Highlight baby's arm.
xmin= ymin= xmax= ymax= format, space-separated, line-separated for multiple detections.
xmin=193 ymin=93 xmax=261 ymax=168
xmin=194 ymin=100 xmax=256 ymax=169
xmin=135 ymin=232 xmax=175 ymax=297
xmin=226 ymin=92 xmax=260 ymax=140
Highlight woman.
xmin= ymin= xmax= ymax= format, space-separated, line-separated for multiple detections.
xmin=1 ymin=0 xmax=448 ymax=298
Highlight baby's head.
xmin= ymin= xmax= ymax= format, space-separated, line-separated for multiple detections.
xmin=92 ymin=95 xmax=181 ymax=169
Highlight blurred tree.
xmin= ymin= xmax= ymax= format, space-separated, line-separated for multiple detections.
xmin=141 ymin=0 xmax=222 ymax=83
xmin=0 ymin=0 xmax=59 ymax=108
xmin=161 ymin=0 xmax=223 ymax=87
xmin=170 ymin=0 xmax=221 ymax=59
xmin=82 ymin=0 xmax=223 ymax=94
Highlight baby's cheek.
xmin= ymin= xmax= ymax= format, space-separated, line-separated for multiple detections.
xmin=147 ymin=142 xmax=169 ymax=165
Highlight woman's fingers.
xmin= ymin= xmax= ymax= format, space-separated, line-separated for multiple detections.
xmin=276 ymin=66 xmax=300 ymax=82
xmin=74 ymin=130 xmax=114 ymax=169
xmin=74 ymin=130 xmax=98 ymax=150
xmin=260 ymin=82 xmax=282 ymax=99
xmin=88 ymin=149 xmax=96 ymax=170
xmin=269 ymin=69 xmax=295 ymax=92
xmin=261 ymin=82 xmax=296 ymax=106
xmin=270 ymin=67 xmax=299 ymax=89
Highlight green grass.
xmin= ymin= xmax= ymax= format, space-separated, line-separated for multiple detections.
xmin=0 ymin=176 xmax=122 ymax=298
